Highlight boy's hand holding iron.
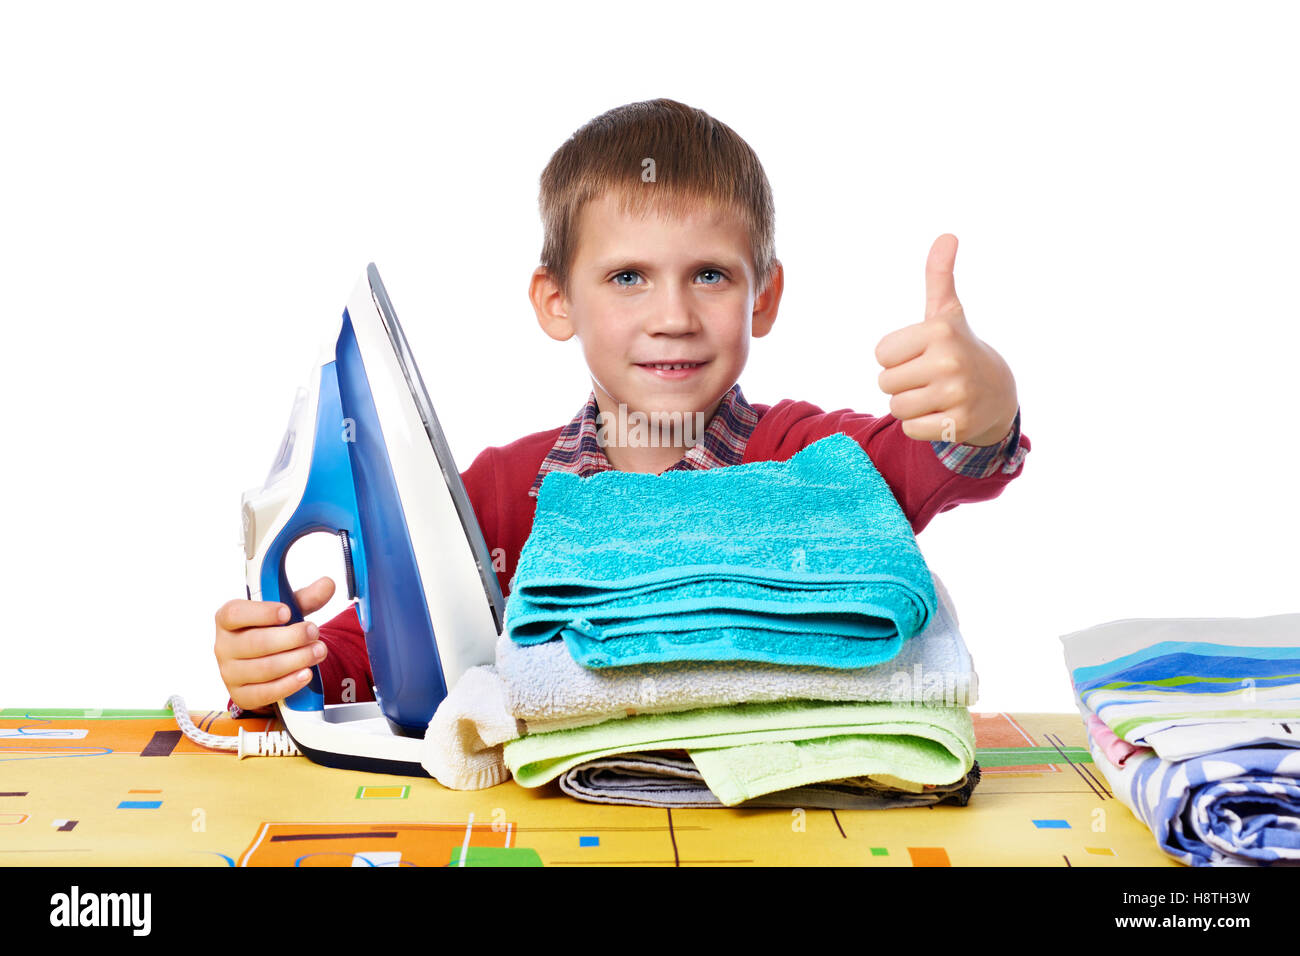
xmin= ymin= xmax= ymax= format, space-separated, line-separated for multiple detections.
xmin=213 ymin=576 xmax=335 ymax=712
xmin=875 ymin=234 xmax=1018 ymax=446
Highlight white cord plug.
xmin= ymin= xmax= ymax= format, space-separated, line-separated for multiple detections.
xmin=236 ymin=726 xmax=302 ymax=758
xmin=167 ymin=695 xmax=301 ymax=758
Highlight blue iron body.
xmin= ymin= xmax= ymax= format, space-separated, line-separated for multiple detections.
xmin=241 ymin=264 xmax=504 ymax=775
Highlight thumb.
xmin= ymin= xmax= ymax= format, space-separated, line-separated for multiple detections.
xmin=924 ymin=233 xmax=961 ymax=320
xmin=292 ymin=575 xmax=336 ymax=616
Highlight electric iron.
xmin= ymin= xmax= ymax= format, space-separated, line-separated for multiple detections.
xmin=239 ymin=263 xmax=505 ymax=776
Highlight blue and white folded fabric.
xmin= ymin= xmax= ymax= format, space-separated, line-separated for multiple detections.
xmin=1084 ymin=741 xmax=1300 ymax=866
xmin=1062 ymin=614 xmax=1300 ymax=760
xmin=505 ymin=432 xmax=937 ymax=670
xmin=1062 ymin=613 xmax=1300 ymax=867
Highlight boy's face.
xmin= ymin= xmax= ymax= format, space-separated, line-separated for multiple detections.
xmin=531 ymin=191 xmax=782 ymax=432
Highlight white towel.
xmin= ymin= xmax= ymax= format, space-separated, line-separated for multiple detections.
xmin=419 ymin=666 xmax=522 ymax=790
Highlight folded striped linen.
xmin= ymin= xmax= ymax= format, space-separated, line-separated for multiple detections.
xmin=1062 ymin=614 xmax=1300 ymax=760
xmin=557 ymin=751 xmax=982 ymax=810
xmin=1062 ymin=613 xmax=1300 ymax=866
xmin=505 ymin=432 xmax=937 ymax=670
xmin=1084 ymin=713 xmax=1145 ymax=769
xmin=1085 ymin=739 xmax=1300 ymax=866
xmin=501 ymin=569 xmax=975 ymax=734
xmin=501 ymin=699 xmax=976 ymax=806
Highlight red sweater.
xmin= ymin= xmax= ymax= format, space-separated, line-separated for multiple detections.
xmin=248 ymin=398 xmax=1029 ymax=709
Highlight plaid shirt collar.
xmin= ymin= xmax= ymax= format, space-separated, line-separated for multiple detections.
xmin=529 ymin=383 xmax=759 ymax=498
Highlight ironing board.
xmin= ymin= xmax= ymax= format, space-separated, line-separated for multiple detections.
xmin=0 ymin=707 xmax=1179 ymax=867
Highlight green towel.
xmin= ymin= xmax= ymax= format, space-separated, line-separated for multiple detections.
xmin=691 ymin=733 xmax=972 ymax=805
xmin=502 ymin=699 xmax=975 ymax=806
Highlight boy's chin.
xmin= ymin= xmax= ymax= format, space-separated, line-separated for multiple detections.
xmin=623 ymin=387 xmax=711 ymax=411
xmin=597 ymin=367 xmax=729 ymax=411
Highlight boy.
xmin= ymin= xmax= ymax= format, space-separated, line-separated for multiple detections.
xmin=214 ymin=98 xmax=1029 ymax=716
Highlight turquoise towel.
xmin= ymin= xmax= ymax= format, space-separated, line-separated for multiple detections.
xmin=505 ymin=431 xmax=937 ymax=669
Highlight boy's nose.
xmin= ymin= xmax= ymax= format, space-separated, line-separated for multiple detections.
xmin=641 ymin=287 xmax=699 ymax=334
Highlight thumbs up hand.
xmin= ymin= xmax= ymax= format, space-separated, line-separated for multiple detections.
xmin=875 ymin=235 xmax=1019 ymax=446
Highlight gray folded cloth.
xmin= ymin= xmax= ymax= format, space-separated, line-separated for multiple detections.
xmin=556 ymin=751 xmax=982 ymax=810
xmin=501 ymin=570 xmax=976 ymax=734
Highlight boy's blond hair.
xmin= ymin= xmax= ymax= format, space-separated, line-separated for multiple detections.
xmin=538 ymin=98 xmax=776 ymax=298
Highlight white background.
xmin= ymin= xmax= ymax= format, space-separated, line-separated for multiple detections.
xmin=2 ymin=1 xmax=1296 ymax=714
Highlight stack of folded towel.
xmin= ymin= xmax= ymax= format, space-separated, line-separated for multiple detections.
xmin=1061 ymin=613 xmax=1300 ymax=867
xmin=423 ymin=432 xmax=981 ymax=810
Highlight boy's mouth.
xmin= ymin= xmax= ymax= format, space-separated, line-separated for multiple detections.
xmin=635 ymin=360 xmax=709 ymax=379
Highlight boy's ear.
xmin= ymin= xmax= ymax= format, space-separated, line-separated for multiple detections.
xmin=751 ymin=258 xmax=784 ymax=339
xmin=530 ymin=266 xmax=575 ymax=342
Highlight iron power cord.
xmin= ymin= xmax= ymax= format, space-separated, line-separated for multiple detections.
xmin=166 ymin=695 xmax=301 ymax=758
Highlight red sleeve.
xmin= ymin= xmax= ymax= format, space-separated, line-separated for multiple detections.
xmin=743 ymin=400 xmax=1030 ymax=535
xmin=458 ymin=426 xmax=562 ymax=605
xmin=315 ymin=604 xmax=374 ymax=704
xmin=461 ymin=445 xmax=510 ymax=600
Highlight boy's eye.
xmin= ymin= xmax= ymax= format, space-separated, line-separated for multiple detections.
xmin=610 ymin=269 xmax=726 ymax=287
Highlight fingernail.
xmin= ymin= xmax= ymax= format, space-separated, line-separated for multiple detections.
xmin=278 ymin=605 xmax=289 ymax=623
xmin=296 ymin=669 xmax=311 ymax=682
xmin=307 ymin=623 xmax=318 ymax=639
xmin=313 ymin=642 xmax=326 ymax=660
